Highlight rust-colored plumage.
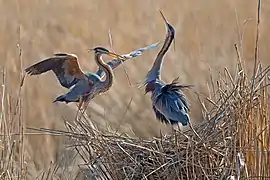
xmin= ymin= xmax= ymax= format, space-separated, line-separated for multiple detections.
xmin=25 ymin=48 xmax=123 ymax=107
xmin=25 ymin=53 xmax=90 ymax=89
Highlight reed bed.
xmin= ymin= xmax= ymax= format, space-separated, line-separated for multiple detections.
xmin=45 ymin=1 xmax=269 ymax=179
xmin=3 ymin=45 xmax=270 ymax=179
xmin=51 ymin=52 xmax=269 ymax=179
xmin=0 ymin=44 xmax=26 ymax=179
xmin=1 ymin=0 xmax=270 ymax=179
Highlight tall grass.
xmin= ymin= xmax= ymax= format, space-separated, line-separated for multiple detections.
xmin=0 ymin=47 xmax=25 ymax=179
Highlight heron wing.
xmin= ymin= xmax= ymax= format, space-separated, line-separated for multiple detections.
xmin=58 ymin=80 xmax=93 ymax=103
xmin=25 ymin=53 xmax=91 ymax=88
xmin=161 ymin=78 xmax=192 ymax=111
xmin=153 ymin=105 xmax=179 ymax=125
xmin=84 ymin=71 xmax=101 ymax=83
xmin=153 ymin=80 xmax=192 ymax=125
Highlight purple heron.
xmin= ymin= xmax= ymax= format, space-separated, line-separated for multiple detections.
xmin=144 ymin=11 xmax=193 ymax=127
xmin=25 ymin=47 xmax=124 ymax=109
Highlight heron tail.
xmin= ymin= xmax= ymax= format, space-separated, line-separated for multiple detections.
xmin=53 ymin=95 xmax=70 ymax=104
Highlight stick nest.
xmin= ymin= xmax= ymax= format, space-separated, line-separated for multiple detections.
xmin=59 ymin=49 xmax=270 ymax=179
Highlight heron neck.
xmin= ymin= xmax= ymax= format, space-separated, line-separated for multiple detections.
xmin=95 ymin=54 xmax=113 ymax=92
xmin=147 ymin=30 xmax=174 ymax=81
xmin=95 ymin=59 xmax=121 ymax=78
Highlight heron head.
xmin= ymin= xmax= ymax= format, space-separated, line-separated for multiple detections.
xmin=160 ymin=10 xmax=175 ymax=39
xmin=89 ymin=47 xmax=126 ymax=60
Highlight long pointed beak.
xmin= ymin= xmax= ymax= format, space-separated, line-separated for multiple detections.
xmin=160 ymin=10 xmax=174 ymax=32
xmin=159 ymin=10 xmax=175 ymax=41
xmin=107 ymin=52 xmax=126 ymax=61
xmin=160 ymin=10 xmax=169 ymax=25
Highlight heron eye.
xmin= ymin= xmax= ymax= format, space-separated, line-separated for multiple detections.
xmin=135 ymin=52 xmax=142 ymax=56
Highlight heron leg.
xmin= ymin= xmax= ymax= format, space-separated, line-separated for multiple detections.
xmin=78 ymin=96 xmax=84 ymax=110
xmin=76 ymin=95 xmax=91 ymax=120
xmin=177 ymin=123 xmax=181 ymax=132
xmin=75 ymin=96 xmax=84 ymax=121
xmin=81 ymin=99 xmax=90 ymax=114
xmin=177 ymin=123 xmax=190 ymax=139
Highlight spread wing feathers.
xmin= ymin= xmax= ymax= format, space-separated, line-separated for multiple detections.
xmin=161 ymin=77 xmax=193 ymax=110
xmin=95 ymin=41 xmax=161 ymax=77
xmin=152 ymin=79 xmax=192 ymax=126
xmin=153 ymin=106 xmax=179 ymax=125
xmin=163 ymin=77 xmax=193 ymax=91
xmin=25 ymin=53 xmax=90 ymax=88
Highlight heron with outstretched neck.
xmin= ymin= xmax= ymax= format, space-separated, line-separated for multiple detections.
xmin=143 ymin=11 xmax=201 ymax=139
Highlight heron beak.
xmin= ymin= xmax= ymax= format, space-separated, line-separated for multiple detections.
xmin=107 ymin=52 xmax=126 ymax=61
xmin=160 ymin=10 xmax=169 ymax=25
xmin=160 ymin=10 xmax=173 ymax=31
xmin=88 ymin=48 xmax=94 ymax=52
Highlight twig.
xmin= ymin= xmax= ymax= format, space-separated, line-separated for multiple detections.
xmin=251 ymin=0 xmax=261 ymax=90
xmin=108 ymin=29 xmax=115 ymax=53
xmin=115 ymin=97 xmax=133 ymax=134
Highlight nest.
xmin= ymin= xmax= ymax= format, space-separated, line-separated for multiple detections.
xmin=27 ymin=9 xmax=269 ymax=177
xmin=44 ymin=46 xmax=269 ymax=180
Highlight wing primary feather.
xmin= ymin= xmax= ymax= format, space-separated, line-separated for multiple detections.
xmin=153 ymin=106 xmax=179 ymax=125
xmin=24 ymin=53 xmax=88 ymax=89
xmin=25 ymin=58 xmax=62 ymax=75
xmin=162 ymin=78 xmax=193 ymax=92
xmin=54 ymin=53 xmax=70 ymax=56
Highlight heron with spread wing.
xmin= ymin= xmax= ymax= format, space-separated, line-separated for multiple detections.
xmin=143 ymin=11 xmax=200 ymax=138
xmin=25 ymin=47 xmax=124 ymax=109
xmin=25 ymin=42 xmax=159 ymax=109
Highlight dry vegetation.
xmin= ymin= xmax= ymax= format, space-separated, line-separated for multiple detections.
xmin=0 ymin=0 xmax=270 ymax=179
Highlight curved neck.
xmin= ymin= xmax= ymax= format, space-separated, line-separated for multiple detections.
xmin=95 ymin=54 xmax=113 ymax=92
xmin=95 ymin=59 xmax=121 ymax=78
xmin=146 ymin=28 xmax=174 ymax=82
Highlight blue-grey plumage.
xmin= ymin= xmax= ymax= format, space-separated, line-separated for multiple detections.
xmin=25 ymin=42 xmax=160 ymax=105
xmin=25 ymin=48 xmax=125 ymax=105
xmin=144 ymin=11 xmax=193 ymax=126
xmin=52 ymin=79 xmax=90 ymax=103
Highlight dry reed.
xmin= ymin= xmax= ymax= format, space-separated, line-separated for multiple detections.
xmin=46 ymin=53 xmax=269 ymax=179
xmin=28 ymin=1 xmax=270 ymax=178
xmin=0 ymin=33 xmax=26 ymax=179
xmin=1 ymin=0 xmax=270 ymax=179
xmin=29 ymin=1 xmax=270 ymax=179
